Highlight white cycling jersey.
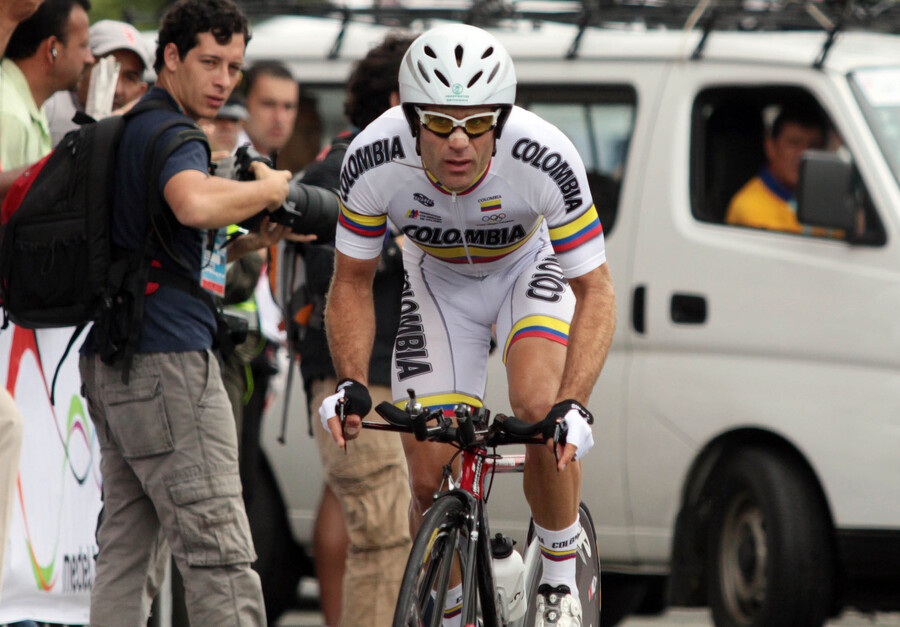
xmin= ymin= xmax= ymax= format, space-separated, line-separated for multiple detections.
xmin=336 ymin=106 xmax=606 ymax=279
xmin=335 ymin=105 xmax=608 ymax=411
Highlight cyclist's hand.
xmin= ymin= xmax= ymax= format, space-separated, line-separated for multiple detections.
xmin=317 ymin=379 xmax=372 ymax=448
xmin=545 ymin=400 xmax=594 ymax=470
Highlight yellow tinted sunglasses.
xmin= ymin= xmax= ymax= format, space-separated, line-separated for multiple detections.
xmin=416 ymin=108 xmax=501 ymax=138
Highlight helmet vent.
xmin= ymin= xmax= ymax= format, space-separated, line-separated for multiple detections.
xmin=487 ymin=62 xmax=500 ymax=84
xmin=416 ymin=60 xmax=431 ymax=83
xmin=455 ymin=45 xmax=464 ymax=67
xmin=424 ymin=45 xmax=437 ymax=58
xmin=482 ymin=47 xmax=494 ymax=59
xmin=433 ymin=69 xmax=450 ymax=87
xmin=467 ymin=71 xmax=483 ymax=88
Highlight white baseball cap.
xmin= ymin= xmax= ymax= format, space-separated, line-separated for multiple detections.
xmin=89 ymin=20 xmax=153 ymax=70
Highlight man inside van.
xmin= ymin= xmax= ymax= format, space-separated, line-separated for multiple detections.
xmin=725 ymin=104 xmax=837 ymax=236
xmin=319 ymin=24 xmax=615 ymax=626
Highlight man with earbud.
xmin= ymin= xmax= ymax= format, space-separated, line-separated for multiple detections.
xmin=0 ymin=0 xmax=93 ymax=183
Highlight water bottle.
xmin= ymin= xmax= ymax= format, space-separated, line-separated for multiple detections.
xmin=491 ymin=533 xmax=526 ymax=622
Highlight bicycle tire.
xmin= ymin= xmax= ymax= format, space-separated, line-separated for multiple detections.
xmin=522 ymin=502 xmax=602 ymax=627
xmin=393 ymin=494 xmax=472 ymax=627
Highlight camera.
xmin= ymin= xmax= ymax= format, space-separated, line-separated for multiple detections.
xmin=216 ymin=144 xmax=341 ymax=241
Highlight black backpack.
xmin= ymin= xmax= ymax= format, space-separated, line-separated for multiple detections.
xmin=0 ymin=98 xmax=212 ymax=391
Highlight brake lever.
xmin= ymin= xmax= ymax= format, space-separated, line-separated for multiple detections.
xmin=337 ymin=397 xmax=348 ymax=455
xmin=552 ymin=419 xmax=568 ymax=471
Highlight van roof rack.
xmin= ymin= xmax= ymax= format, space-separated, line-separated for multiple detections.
xmin=238 ymin=0 xmax=899 ymax=62
xmin=239 ymin=0 xmax=900 ymax=32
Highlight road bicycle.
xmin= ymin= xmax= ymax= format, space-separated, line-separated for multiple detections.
xmin=353 ymin=390 xmax=602 ymax=627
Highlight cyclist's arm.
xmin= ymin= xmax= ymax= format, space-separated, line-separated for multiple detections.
xmin=322 ymin=250 xmax=379 ymax=444
xmin=556 ymin=262 xmax=616 ymax=408
xmin=326 ymin=250 xmax=379 ymax=385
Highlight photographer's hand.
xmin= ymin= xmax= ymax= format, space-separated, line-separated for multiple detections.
xmin=226 ymin=217 xmax=311 ymax=262
xmin=249 ymin=161 xmax=291 ymax=211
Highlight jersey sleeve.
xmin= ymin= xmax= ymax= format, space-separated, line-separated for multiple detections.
xmin=335 ymin=141 xmax=388 ymax=261
xmin=536 ymin=124 xmax=607 ymax=278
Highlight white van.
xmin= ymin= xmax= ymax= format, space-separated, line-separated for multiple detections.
xmin=244 ymin=10 xmax=900 ymax=626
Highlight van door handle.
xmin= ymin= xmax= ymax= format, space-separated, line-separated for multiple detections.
xmin=632 ymin=285 xmax=646 ymax=334
xmin=670 ymin=293 xmax=707 ymax=324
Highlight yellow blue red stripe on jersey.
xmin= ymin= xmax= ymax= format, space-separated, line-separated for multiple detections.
xmin=549 ymin=205 xmax=603 ymax=253
xmin=503 ymin=316 xmax=570 ymax=363
xmin=541 ymin=545 xmax=577 ymax=562
xmin=416 ymin=219 xmax=542 ymax=264
xmin=396 ymin=392 xmax=483 ymax=417
xmin=339 ymin=202 xmax=387 ymax=238
xmin=426 ymin=162 xmax=490 ymax=195
xmin=480 ymin=198 xmax=502 ymax=212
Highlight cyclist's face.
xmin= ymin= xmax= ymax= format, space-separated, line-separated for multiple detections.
xmin=418 ymin=105 xmax=495 ymax=192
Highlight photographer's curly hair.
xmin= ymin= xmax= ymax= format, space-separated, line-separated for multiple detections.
xmin=154 ymin=0 xmax=250 ymax=74
xmin=345 ymin=33 xmax=415 ymax=130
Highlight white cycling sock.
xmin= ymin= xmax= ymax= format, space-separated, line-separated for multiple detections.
xmin=441 ymin=583 xmax=463 ymax=627
xmin=535 ymin=515 xmax=580 ymax=599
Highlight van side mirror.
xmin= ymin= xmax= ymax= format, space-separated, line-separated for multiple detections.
xmin=796 ymin=150 xmax=856 ymax=232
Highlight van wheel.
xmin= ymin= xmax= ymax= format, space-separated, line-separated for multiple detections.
xmin=705 ymin=447 xmax=833 ymax=627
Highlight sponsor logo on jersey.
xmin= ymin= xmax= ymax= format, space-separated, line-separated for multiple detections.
xmin=511 ymin=138 xmax=583 ymax=213
xmin=402 ymin=224 xmax=528 ymax=248
xmin=414 ymin=192 xmax=435 ymax=207
xmin=406 ymin=209 xmax=442 ymax=223
xmin=339 ymin=135 xmax=405 ymax=200
xmin=395 ymin=276 xmax=433 ymax=381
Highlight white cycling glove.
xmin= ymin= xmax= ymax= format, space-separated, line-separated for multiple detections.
xmin=546 ymin=400 xmax=595 ymax=461
xmin=318 ymin=378 xmax=372 ymax=431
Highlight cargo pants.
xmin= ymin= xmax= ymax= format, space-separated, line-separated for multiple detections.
xmin=79 ymin=350 xmax=265 ymax=626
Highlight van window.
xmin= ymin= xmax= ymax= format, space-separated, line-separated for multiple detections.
xmin=519 ymin=86 xmax=637 ymax=236
xmin=691 ymin=85 xmax=884 ymax=244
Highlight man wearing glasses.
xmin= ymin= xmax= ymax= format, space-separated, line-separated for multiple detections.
xmin=320 ymin=24 xmax=616 ymax=626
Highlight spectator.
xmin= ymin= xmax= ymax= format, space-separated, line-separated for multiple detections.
xmin=0 ymin=0 xmax=47 ymax=608
xmin=201 ymin=95 xmax=246 ymax=154
xmin=0 ymin=0 xmax=92 ymax=168
xmin=725 ymin=103 xmax=835 ymax=236
xmin=237 ymin=59 xmax=299 ymax=160
xmin=289 ymin=33 xmax=414 ymax=627
xmin=45 ymin=18 xmax=152 ymax=145
xmin=76 ymin=0 xmax=293 ymax=623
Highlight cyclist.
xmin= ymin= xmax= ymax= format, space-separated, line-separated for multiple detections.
xmin=320 ymin=23 xmax=616 ymax=626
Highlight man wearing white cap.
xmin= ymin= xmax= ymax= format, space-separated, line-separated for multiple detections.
xmin=45 ymin=18 xmax=151 ymax=145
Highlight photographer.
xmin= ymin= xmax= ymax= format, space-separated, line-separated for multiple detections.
xmin=76 ymin=0 xmax=291 ymax=623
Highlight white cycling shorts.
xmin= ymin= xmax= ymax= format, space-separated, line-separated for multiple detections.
xmin=391 ymin=241 xmax=575 ymax=413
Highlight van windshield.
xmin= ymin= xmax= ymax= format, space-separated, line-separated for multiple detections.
xmin=851 ymin=68 xmax=900 ymax=185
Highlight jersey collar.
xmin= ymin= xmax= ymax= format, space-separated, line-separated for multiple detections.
xmin=425 ymin=160 xmax=491 ymax=196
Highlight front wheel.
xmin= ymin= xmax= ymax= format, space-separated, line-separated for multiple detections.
xmin=523 ymin=502 xmax=602 ymax=627
xmin=705 ymin=447 xmax=834 ymax=627
xmin=394 ymin=494 xmax=470 ymax=627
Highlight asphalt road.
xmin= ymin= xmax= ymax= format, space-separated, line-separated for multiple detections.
xmin=274 ymin=579 xmax=900 ymax=626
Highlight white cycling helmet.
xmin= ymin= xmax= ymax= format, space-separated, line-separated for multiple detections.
xmin=400 ymin=24 xmax=516 ymax=138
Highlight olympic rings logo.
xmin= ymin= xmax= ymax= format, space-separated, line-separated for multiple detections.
xmin=481 ymin=213 xmax=507 ymax=222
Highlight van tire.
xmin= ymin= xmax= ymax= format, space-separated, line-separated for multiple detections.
xmin=705 ymin=447 xmax=833 ymax=627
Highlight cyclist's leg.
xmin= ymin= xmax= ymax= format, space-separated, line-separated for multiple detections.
xmin=498 ymin=250 xmax=584 ymax=612
xmin=392 ymin=255 xmax=493 ymax=529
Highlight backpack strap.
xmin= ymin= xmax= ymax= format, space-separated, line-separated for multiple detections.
xmin=111 ymin=101 xmax=213 ymax=382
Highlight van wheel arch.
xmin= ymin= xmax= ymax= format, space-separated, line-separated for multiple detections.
xmin=668 ymin=431 xmax=839 ymax=617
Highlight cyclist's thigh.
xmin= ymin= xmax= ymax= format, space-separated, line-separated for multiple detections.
xmin=497 ymin=249 xmax=575 ymax=421
xmin=391 ymin=255 xmax=493 ymax=412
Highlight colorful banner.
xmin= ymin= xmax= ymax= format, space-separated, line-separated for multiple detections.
xmin=0 ymin=325 xmax=99 ymax=624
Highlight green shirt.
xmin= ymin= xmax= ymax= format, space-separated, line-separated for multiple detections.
xmin=0 ymin=58 xmax=51 ymax=170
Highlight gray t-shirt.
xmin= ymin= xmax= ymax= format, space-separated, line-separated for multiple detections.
xmin=44 ymin=90 xmax=82 ymax=147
